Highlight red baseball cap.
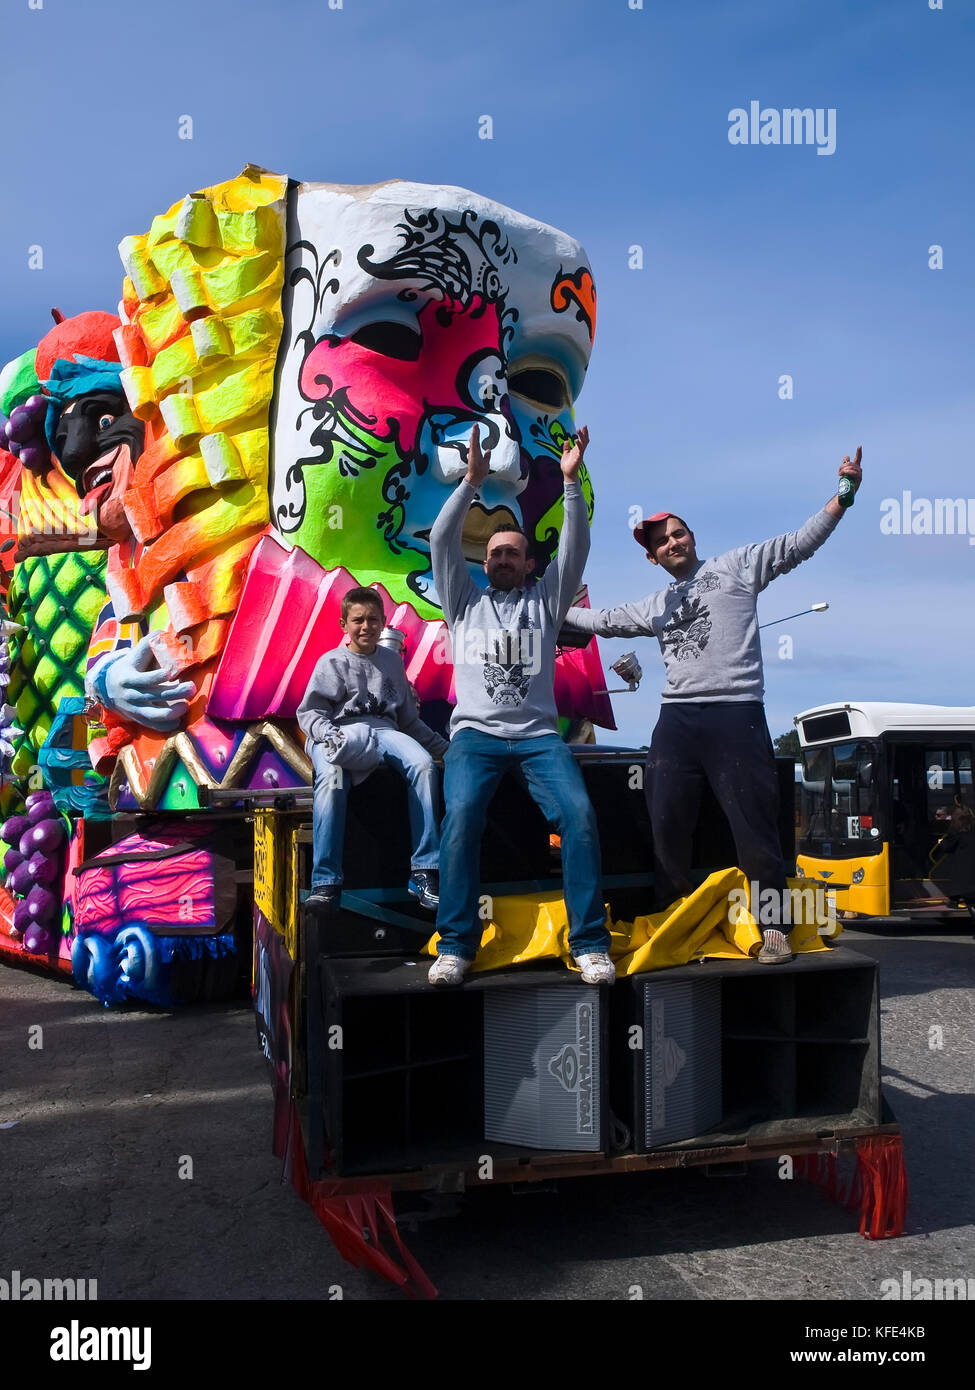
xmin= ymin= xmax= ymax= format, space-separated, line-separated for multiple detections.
xmin=633 ymin=512 xmax=690 ymax=552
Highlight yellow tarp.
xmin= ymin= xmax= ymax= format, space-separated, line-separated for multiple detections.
xmin=423 ymin=869 xmax=840 ymax=975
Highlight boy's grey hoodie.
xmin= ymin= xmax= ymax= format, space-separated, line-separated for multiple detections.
xmin=297 ymin=644 xmax=448 ymax=784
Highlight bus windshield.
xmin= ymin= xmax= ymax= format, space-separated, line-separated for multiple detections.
xmin=799 ymin=740 xmax=882 ymax=853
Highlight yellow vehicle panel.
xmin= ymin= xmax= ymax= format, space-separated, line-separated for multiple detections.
xmin=796 ymin=843 xmax=890 ymax=917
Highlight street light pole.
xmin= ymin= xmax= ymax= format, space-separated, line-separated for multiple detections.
xmin=759 ymin=602 xmax=829 ymax=631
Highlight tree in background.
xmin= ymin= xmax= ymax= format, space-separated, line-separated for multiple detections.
xmin=774 ymin=730 xmax=801 ymax=759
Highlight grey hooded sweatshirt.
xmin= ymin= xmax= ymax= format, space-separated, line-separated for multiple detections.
xmin=297 ymin=644 xmax=448 ymax=784
xmin=561 ymin=509 xmax=840 ymax=702
xmin=430 ymin=478 xmax=589 ymax=738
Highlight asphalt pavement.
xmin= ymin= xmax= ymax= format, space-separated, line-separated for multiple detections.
xmin=0 ymin=921 xmax=972 ymax=1302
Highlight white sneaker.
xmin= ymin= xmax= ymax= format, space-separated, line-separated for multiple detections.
xmin=573 ymin=952 xmax=616 ymax=985
xmin=758 ymin=929 xmax=795 ymax=964
xmin=428 ymin=954 xmax=471 ymax=986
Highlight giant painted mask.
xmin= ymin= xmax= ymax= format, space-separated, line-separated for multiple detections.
xmin=1 ymin=169 xmax=612 ymax=818
xmin=0 ymin=168 xmax=613 ymax=1005
xmin=270 ymin=181 xmax=596 ymax=614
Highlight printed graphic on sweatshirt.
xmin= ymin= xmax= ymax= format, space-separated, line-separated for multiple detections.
xmin=689 ymin=571 xmax=720 ymax=595
xmin=661 ymin=594 xmax=712 ymax=661
xmin=671 ymin=569 xmax=720 ymax=599
xmin=342 ymin=677 xmax=401 ymax=719
xmin=483 ymin=613 xmax=539 ymax=707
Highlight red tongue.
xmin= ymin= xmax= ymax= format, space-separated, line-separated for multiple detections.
xmin=83 ymin=478 xmax=113 ymax=511
xmin=80 ymin=444 xmax=124 ymax=500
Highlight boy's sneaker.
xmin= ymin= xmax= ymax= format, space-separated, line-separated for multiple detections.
xmin=408 ymin=870 xmax=439 ymax=912
xmin=428 ymin=953 xmax=470 ymax=986
xmin=305 ymin=885 xmax=341 ymax=912
xmin=572 ymin=952 xmax=616 ymax=985
xmin=758 ymin=929 xmax=794 ymax=964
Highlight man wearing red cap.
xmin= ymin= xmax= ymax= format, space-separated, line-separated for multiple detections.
xmin=562 ymin=449 xmax=862 ymax=962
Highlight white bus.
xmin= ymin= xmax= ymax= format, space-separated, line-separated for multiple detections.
xmin=794 ymin=702 xmax=975 ymax=921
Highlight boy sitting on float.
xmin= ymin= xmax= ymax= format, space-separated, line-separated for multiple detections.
xmin=297 ymin=587 xmax=448 ymax=912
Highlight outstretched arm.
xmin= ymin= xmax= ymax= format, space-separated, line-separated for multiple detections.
xmin=738 ymin=446 xmax=863 ymax=592
xmin=561 ymin=595 xmax=659 ymax=640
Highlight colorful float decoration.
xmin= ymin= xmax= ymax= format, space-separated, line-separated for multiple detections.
xmin=0 ymin=168 xmax=614 ymax=1005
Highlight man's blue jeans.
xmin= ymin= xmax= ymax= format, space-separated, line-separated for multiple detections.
xmin=436 ymin=729 xmax=609 ymax=961
xmin=311 ymin=730 xmax=441 ymax=887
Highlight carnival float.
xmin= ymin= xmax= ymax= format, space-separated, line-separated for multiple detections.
xmin=0 ymin=170 xmax=905 ymax=1294
xmin=0 ymin=167 xmax=613 ymax=1005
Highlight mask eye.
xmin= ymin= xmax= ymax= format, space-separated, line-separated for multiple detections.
xmin=508 ymin=366 xmax=569 ymax=412
xmin=348 ymin=321 xmax=421 ymax=361
xmin=463 ymin=353 xmax=506 ymax=412
xmin=98 ymin=414 xmax=115 ymax=430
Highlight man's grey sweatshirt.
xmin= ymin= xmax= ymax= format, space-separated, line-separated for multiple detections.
xmin=562 ymin=509 xmax=840 ymax=702
xmin=297 ymin=645 xmax=448 ymax=783
xmin=430 ymin=478 xmax=589 ymax=738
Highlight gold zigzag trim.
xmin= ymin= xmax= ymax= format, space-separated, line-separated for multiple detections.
xmin=108 ymin=722 xmax=313 ymax=810
xmin=221 ymin=721 xmax=312 ymax=789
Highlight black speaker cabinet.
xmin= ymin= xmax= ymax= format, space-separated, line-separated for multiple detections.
xmin=484 ymin=985 xmax=608 ymax=1152
xmin=614 ymin=975 xmax=723 ymax=1149
xmin=316 ymin=959 xmax=600 ymax=1177
xmin=611 ymin=947 xmax=881 ymax=1150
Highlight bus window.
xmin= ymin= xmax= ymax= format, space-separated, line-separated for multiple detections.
xmin=925 ymin=747 xmax=973 ymax=832
xmin=799 ymin=747 xmax=829 ymax=842
xmin=799 ymin=741 xmax=881 ymax=853
xmin=829 ymin=741 xmax=880 ymax=842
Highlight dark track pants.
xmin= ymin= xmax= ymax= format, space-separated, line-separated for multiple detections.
xmin=645 ymin=701 xmax=788 ymax=918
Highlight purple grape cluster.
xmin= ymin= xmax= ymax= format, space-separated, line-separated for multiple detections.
xmin=0 ymin=700 xmax=20 ymax=776
xmin=0 ymin=394 xmax=51 ymax=472
xmin=1 ymin=790 xmax=66 ymax=953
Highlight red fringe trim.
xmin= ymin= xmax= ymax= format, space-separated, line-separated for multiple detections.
xmin=796 ymin=1135 xmax=908 ymax=1239
xmin=275 ymin=1103 xmax=438 ymax=1299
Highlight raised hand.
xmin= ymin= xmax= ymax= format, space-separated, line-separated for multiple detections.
xmin=825 ymin=444 xmax=863 ymax=518
xmin=560 ymin=424 xmax=589 ymax=481
xmin=464 ymin=426 xmax=491 ymax=488
xmin=839 ymin=445 xmax=863 ymax=489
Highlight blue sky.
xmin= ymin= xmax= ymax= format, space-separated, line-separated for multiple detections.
xmin=1 ymin=0 xmax=972 ymax=746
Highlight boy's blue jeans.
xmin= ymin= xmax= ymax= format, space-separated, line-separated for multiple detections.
xmin=435 ymin=729 xmax=610 ymax=962
xmin=311 ymin=730 xmax=441 ymax=888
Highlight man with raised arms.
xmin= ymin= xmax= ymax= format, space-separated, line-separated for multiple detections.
xmin=562 ymin=448 xmax=863 ymax=964
xmin=427 ymin=426 xmax=613 ymax=986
